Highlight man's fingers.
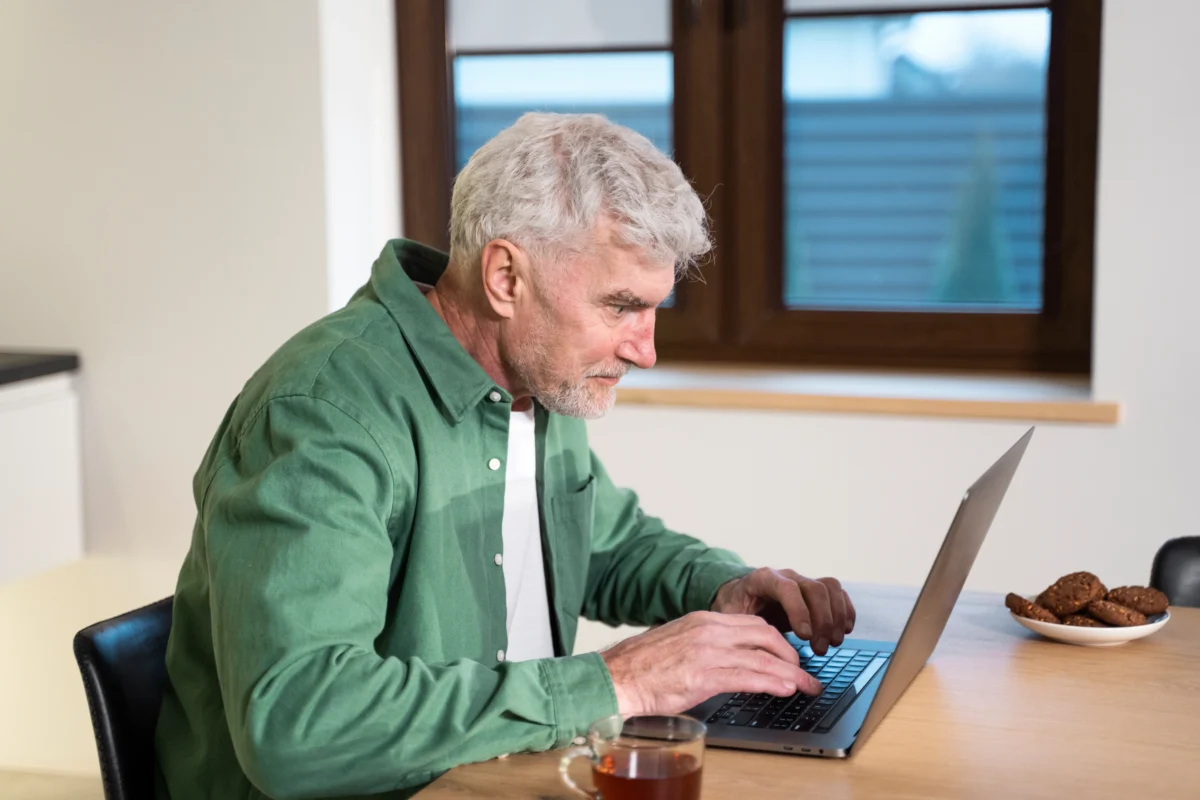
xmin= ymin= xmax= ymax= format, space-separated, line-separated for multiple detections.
xmin=761 ymin=574 xmax=812 ymax=641
xmin=727 ymin=621 xmax=801 ymax=666
xmin=843 ymin=589 xmax=857 ymax=633
xmin=708 ymin=668 xmax=803 ymax=699
xmin=799 ymin=580 xmax=834 ymax=653
xmin=716 ymin=649 xmax=820 ymax=696
xmin=820 ymin=577 xmax=848 ymax=647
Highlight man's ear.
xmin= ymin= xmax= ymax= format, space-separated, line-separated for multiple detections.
xmin=479 ymin=239 xmax=528 ymax=319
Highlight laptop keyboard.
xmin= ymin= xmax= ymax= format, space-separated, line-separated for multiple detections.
xmin=704 ymin=647 xmax=890 ymax=735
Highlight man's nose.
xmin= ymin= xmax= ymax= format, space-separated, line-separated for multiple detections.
xmin=616 ymin=317 xmax=657 ymax=370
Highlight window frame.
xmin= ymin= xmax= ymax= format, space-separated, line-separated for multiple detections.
xmin=394 ymin=0 xmax=1102 ymax=374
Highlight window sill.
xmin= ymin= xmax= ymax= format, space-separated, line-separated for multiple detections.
xmin=615 ymin=364 xmax=1121 ymax=424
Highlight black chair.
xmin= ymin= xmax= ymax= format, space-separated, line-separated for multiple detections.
xmin=1150 ymin=536 xmax=1200 ymax=608
xmin=73 ymin=597 xmax=174 ymax=800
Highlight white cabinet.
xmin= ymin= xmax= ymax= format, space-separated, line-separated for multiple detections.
xmin=0 ymin=374 xmax=85 ymax=584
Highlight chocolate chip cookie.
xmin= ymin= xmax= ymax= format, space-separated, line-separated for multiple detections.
xmin=1037 ymin=572 xmax=1106 ymax=616
xmin=1086 ymin=599 xmax=1147 ymax=627
xmin=1006 ymin=593 xmax=1061 ymax=623
xmin=1106 ymin=586 xmax=1169 ymax=616
xmin=1062 ymin=613 xmax=1108 ymax=628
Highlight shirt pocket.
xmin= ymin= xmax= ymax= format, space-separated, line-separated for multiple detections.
xmin=545 ymin=474 xmax=595 ymax=654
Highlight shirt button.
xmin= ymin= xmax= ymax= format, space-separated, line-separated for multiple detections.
xmin=488 ymin=457 xmax=501 ymax=471
xmin=488 ymin=390 xmax=502 ymax=402
xmin=572 ymin=736 xmax=587 ymax=746
xmin=494 ymin=553 xmax=503 ymax=566
xmin=497 ymin=649 xmax=506 ymax=662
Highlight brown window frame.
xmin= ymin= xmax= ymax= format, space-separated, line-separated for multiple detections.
xmin=395 ymin=0 xmax=1101 ymax=374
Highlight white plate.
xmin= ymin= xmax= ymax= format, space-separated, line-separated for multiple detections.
xmin=1009 ymin=595 xmax=1170 ymax=646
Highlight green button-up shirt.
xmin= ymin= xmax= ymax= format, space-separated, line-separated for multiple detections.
xmin=155 ymin=240 xmax=752 ymax=800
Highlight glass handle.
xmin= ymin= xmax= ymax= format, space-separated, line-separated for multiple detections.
xmin=558 ymin=746 xmax=598 ymax=799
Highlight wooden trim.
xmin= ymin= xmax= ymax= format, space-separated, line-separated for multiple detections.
xmin=617 ymin=386 xmax=1119 ymax=423
xmin=719 ymin=0 xmax=1101 ymax=373
xmin=784 ymin=2 xmax=1048 ymax=18
xmin=452 ymin=45 xmax=669 ymax=57
xmin=614 ymin=364 xmax=1120 ymax=423
xmin=656 ymin=0 xmax=727 ymax=347
xmin=395 ymin=0 xmax=453 ymax=250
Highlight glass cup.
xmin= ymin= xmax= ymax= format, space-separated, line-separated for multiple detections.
xmin=558 ymin=714 xmax=706 ymax=800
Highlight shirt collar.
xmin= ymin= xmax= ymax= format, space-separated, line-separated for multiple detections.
xmin=370 ymin=239 xmax=508 ymax=422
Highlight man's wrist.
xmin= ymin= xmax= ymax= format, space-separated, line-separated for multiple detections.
xmin=710 ymin=576 xmax=741 ymax=611
xmin=599 ymin=649 xmax=642 ymax=716
xmin=690 ymin=562 xmax=755 ymax=613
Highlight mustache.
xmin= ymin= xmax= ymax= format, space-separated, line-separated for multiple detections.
xmin=586 ymin=362 xmax=634 ymax=379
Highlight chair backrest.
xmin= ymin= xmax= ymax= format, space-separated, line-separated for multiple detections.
xmin=1151 ymin=536 xmax=1200 ymax=608
xmin=73 ymin=597 xmax=174 ymax=800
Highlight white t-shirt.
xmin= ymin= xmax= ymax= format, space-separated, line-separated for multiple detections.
xmin=499 ymin=406 xmax=555 ymax=662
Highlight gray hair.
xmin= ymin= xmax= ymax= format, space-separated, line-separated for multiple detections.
xmin=448 ymin=112 xmax=711 ymax=279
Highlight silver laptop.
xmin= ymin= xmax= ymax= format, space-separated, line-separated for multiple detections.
xmin=687 ymin=427 xmax=1034 ymax=758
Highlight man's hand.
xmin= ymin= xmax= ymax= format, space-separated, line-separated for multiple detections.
xmin=599 ymin=611 xmax=822 ymax=716
xmin=711 ymin=568 xmax=856 ymax=655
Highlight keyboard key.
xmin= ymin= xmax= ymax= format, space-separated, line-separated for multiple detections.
xmin=728 ymin=710 xmax=757 ymax=726
xmin=732 ymin=692 xmax=753 ymax=702
xmin=836 ymin=649 xmax=859 ymax=658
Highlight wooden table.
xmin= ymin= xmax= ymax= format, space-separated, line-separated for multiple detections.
xmin=418 ymin=584 xmax=1200 ymax=799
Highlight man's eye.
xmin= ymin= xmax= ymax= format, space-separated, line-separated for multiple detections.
xmin=611 ymin=305 xmax=628 ymax=317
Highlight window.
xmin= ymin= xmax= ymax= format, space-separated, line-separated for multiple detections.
xmin=396 ymin=0 xmax=1101 ymax=373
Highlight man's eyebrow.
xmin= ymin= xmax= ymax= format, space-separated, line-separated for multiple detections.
xmin=600 ymin=288 xmax=657 ymax=309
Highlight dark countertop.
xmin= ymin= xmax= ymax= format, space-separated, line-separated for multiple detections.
xmin=0 ymin=351 xmax=80 ymax=387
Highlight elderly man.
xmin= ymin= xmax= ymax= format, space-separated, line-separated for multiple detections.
xmin=156 ymin=112 xmax=854 ymax=799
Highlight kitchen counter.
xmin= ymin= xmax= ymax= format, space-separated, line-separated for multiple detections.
xmin=0 ymin=351 xmax=79 ymax=386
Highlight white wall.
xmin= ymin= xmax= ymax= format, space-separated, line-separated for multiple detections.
xmin=578 ymin=0 xmax=1200 ymax=651
xmin=0 ymin=0 xmax=331 ymax=558
xmin=318 ymin=0 xmax=403 ymax=310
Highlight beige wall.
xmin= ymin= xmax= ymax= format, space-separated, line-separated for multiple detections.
xmin=0 ymin=0 xmax=330 ymax=558
xmin=0 ymin=0 xmax=1196 ymax=640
